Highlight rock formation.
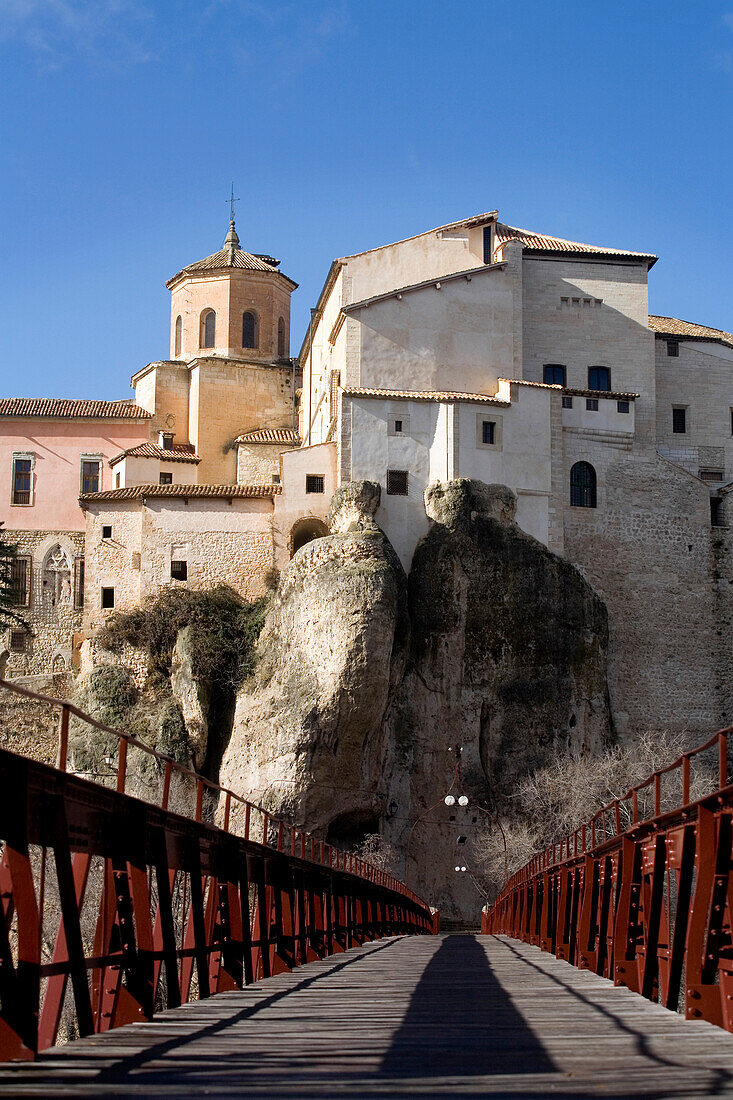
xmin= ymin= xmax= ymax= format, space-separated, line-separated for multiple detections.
xmin=220 ymin=479 xmax=612 ymax=921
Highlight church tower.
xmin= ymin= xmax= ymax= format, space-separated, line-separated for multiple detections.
xmin=166 ymin=218 xmax=298 ymax=363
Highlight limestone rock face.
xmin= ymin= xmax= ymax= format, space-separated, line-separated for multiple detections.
xmin=220 ymin=479 xmax=611 ymax=921
xmin=170 ymin=625 xmax=210 ymax=770
xmin=218 ymin=482 xmax=409 ymax=835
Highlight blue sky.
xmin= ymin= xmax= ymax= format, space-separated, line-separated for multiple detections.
xmin=1 ymin=0 xmax=732 ymax=399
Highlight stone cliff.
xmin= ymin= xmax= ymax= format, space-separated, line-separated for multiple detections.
xmin=219 ymin=479 xmax=612 ymax=921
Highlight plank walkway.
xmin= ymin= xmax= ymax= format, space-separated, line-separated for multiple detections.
xmin=2 ymin=935 xmax=733 ymax=1097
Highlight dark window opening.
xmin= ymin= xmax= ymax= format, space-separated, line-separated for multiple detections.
xmin=482 ymin=224 xmax=493 ymax=264
xmin=115 ymin=472 xmax=121 ymax=488
xmin=174 ymin=314 xmax=182 ymax=356
xmin=277 ymin=317 xmax=286 ymax=357
xmin=82 ymin=460 xmax=100 ymax=494
xmin=305 ymin=474 xmax=325 ymax=494
xmin=102 ymin=525 xmax=112 ymax=540
xmin=387 ymin=469 xmax=409 ymax=496
xmin=12 ymin=458 xmax=31 ymax=505
xmin=74 ymin=557 xmax=84 ymax=609
xmin=161 ymin=432 xmax=174 ymax=449
xmin=543 ymin=364 xmax=566 ymax=387
xmin=588 ymin=366 xmax=611 ymax=391
xmin=11 ymin=556 xmax=30 ymax=607
xmin=272 ymin=474 xmax=281 ymax=484
xmin=570 ymin=461 xmax=597 ymax=508
xmin=711 ymin=498 xmax=724 ymax=527
xmin=159 ymin=472 xmax=173 ymax=485
xmin=699 ymin=469 xmax=724 ymax=482
xmin=201 ymin=309 xmax=215 ymax=349
xmin=672 ymin=407 xmax=687 ymax=434
xmin=482 ymin=420 xmax=496 ymax=445
xmin=171 ymin=560 xmax=187 ymax=581
xmin=562 ymin=395 xmax=573 ymax=409
xmin=291 ymin=518 xmax=328 ymax=556
xmin=667 ymin=340 xmax=679 ymax=357
xmin=101 ymin=587 xmax=115 ymax=609
xmin=9 ymin=631 xmax=26 ymax=653
xmin=394 ymin=419 xmax=403 ymax=433
xmin=242 ymin=310 xmax=258 ymax=349
xmin=586 ymin=398 xmax=599 ymax=411
xmin=617 ymin=400 xmax=630 ymax=414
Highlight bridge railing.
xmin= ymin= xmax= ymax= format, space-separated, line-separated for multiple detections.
xmin=0 ymin=678 xmax=436 ymax=1062
xmin=482 ymin=725 xmax=733 ymax=1032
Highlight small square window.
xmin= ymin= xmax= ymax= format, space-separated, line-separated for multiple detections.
xmin=115 ymin=471 xmax=121 ymax=488
xmin=102 ymin=525 xmax=112 ymax=540
xmin=272 ymin=474 xmax=281 ymax=484
xmin=672 ymin=407 xmax=687 ymax=434
xmin=387 ymin=469 xmax=409 ymax=496
xmin=394 ymin=419 xmax=403 ymax=433
xmin=617 ymin=400 xmax=630 ymax=414
xmin=586 ymin=398 xmax=599 ymax=411
xmin=9 ymin=630 xmax=25 ymax=653
xmin=667 ymin=340 xmax=679 ymax=357
xmin=562 ymin=395 xmax=573 ymax=409
xmin=159 ymin=472 xmax=173 ymax=485
xmin=101 ymin=587 xmax=115 ymax=609
xmin=171 ymin=560 xmax=187 ymax=581
xmin=305 ymin=474 xmax=325 ymax=494
xmin=482 ymin=421 xmax=496 ymax=445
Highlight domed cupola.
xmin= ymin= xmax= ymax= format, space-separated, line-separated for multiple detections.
xmin=166 ymin=218 xmax=298 ymax=363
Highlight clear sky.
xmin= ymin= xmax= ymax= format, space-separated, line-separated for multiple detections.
xmin=2 ymin=0 xmax=732 ymax=400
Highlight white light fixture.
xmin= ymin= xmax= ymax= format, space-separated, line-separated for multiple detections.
xmin=458 ymin=795 xmax=469 ymax=807
xmin=444 ymin=794 xmax=456 ymax=806
xmin=461 ymin=865 xmax=467 ymax=872
xmin=454 ymin=865 xmax=461 ymax=872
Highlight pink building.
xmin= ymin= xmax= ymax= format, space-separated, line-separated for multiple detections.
xmin=0 ymin=398 xmax=151 ymax=676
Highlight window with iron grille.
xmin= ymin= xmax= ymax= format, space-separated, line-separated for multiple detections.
xmin=9 ymin=631 xmax=26 ymax=653
xmin=562 ymin=395 xmax=573 ymax=409
xmin=171 ymin=560 xmax=188 ymax=581
xmin=159 ymin=472 xmax=173 ymax=485
xmin=699 ymin=469 xmax=724 ymax=482
xmin=586 ymin=398 xmax=599 ymax=411
xmin=588 ymin=366 xmax=611 ymax=391
xmin=672 ymin=407 xmax=687 ymax=434
xmin=482 ymin=421 xmax=496 ymax=445
xmin=12 ymin=456 xmax=32 ymax=505
xmin=11 ymin=556 xmax=31 ymax=607
xmin=81 ymin=459 xmax=101 ymax=495
xmin=387 ymin=469 xmax=409 ymax=496
xmin=305 ymin=474 xmax=324 ymax=494
xmin=570 ymin=461 xmax=597 ymax=508
xmin=543 ymin=364 xmax=566 ymax=387
xmin=74 ymin=558 xmax=84 ymax=609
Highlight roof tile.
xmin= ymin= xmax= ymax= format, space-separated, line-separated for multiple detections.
xmin=649 ymin=315 xmax=733 ymax=349
xmin=495 ymin=223 xmax=657 ymax=264
xmin=109 ymin=443 xmax=200 ymax=465
xmin=236 ymin=428 xmax=300 ymax=445
xmin=0 ymin=399 xmax=151 ymax=419
xmin=342 ymin=386 xmax=509 ymax=406
xmin=80 ymin=483 xmax=281 ymax=502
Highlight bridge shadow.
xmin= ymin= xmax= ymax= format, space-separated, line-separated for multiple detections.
xmin=379 ymin=933 xmax=555 ymax=1079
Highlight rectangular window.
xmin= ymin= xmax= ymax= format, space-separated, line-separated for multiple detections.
xmin=588 ymin=367 xmax=611 ymax=392
xmin=161 ymin=433 xmax=174 ymax=449
xmin=730 ymin=408 xmax=733 ymax=437
xmin=387 ymin=469 xmax=409 ymax=496
xmin=11 ymin=457 xmax=32 ymax=505
xmin=101 ymin=587 xmax=115 ymax=609
xmin=102 ymin=524 xmax=112 ymax=540
xmin=482 ymin=224 xmax=493 ymax=264
xmin=699 ymin=469 xmax=724 ymax=482
xmin=171 ymin=560 xmax=188 ymax=581
xmin=115 ymin=472 xmax=121 ymax=488
xmin=617 ymin=400 xmax=630 ymax=414
xmin=74 ymin=557 xmax=85 ymax=609
xmin=543 ymin=364 xmax=566 ymax=387
xmin=159 ymin=472 xmax=173 ymax=485
xmin=672 ymin=407 xmax=687 ymax=434
xmin=562 ymin=395 xmax=573 ymax=409
xmin=711 ymin=498 xmax=724 ymax=527
xmin=11 ymin=556 xmax=31 ymax=607
xmin=482 ymin=421 xmax=496 ymax=445
xmin=667 ymin=340 xmax=679 ymax=357
xmin=272 ymin=474 xmax=281 ymax=484
xmin=586 ymin=398 xmax=599 ymax=411
xmin=394 ymin=419 xmax=403 ymax=434
xmin=305 ymin=474 xmax=325 ymax=494
xmin=9 ymin=631 xmax=26 ymax=653
xmin=81 ymin=459 xmax=101 ymax=494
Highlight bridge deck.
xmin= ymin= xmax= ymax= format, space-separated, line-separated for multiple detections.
xmin=2 ymin=935 xmax=733 ymax=1097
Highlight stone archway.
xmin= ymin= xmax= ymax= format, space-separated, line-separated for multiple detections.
xmin=290 ymin=517 xmax=328 ymax=557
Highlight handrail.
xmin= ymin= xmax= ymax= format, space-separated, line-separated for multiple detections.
xmin=0 ymin=676 xmax=423 ymax=904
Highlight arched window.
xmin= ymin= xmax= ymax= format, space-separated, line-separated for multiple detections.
xmin=200 ymin=309 xmax=216 ymax=349
xmin=570 ymin=461 xmax=597 ymax=508
xmin=242 ymin=311 xmax=258 ymax=349
xmin=174 ymin=315 xmax=182 ymax=356
xmin=277 ymin=317 xmax=286 ymax=358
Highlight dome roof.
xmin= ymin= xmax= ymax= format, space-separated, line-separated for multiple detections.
xmin=166 ymin=221 xmax=297 ymax=289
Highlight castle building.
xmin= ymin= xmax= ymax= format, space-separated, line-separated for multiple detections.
xmin=3 ymin=207 xmax=733 ymax=747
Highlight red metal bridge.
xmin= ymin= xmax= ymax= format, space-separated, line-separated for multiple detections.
xmin=3 ymin=680 xmax=733 ymax=1096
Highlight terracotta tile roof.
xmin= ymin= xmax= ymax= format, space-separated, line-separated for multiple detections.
xmin=494 ymin=223 xmax=657 ymax=265
xmin=564 ymin=387 xmax=639 ymax=400
xmin=648 ymin=315 xmax=733 ymax=349
xmin=236 ymin=428 xmax=300 ymax=446
xmin=80 ymin=483 xmax=281 ymax=503
xmin=341 ymin=386 xmax=509 ymax=406
xmin=0 ymin=398 xmax=152 ymax=419
xmin=109 ymin=443 xmax=200 ymax=466
xmin=166 ymin=222 xmax=297 ymax=289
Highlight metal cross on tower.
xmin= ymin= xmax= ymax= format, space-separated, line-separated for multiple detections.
xmin=228 ymin=182 xmax=239 ymax=221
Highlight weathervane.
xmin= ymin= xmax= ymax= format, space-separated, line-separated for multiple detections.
xmin=228 ymin=182 xmax=239 ymax=222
